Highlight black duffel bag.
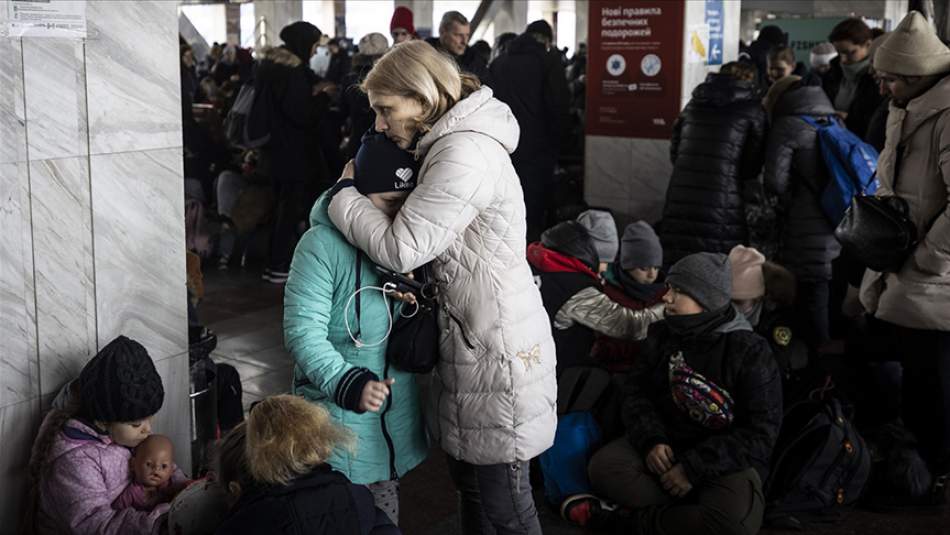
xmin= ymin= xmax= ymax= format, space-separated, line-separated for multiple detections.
xmin=834 ymin=194 xmax=918 ymax=273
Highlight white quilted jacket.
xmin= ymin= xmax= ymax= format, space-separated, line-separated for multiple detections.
xmin=328 ymin=87 xmax=557 ymax=464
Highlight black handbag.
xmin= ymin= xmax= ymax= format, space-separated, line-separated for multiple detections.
xmin=355 ymin=253 xmax=440 ymax=374
xmin=834 ymin=194 xmax=918 ymax=273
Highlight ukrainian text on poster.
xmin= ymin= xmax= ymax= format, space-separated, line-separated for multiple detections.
xmin=586 ymin=1 xmax=684 ymax=139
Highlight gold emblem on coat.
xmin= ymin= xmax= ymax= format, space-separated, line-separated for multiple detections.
xmin=517 ymin=345 xmax=542 ymax=370
xmin=773 ymin=326 xmax=792 ymax=347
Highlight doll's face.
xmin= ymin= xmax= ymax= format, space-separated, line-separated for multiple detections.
xmin=131 ymin=434 xmax=174 ymax=488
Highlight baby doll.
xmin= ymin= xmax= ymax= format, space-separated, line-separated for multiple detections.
xmin=113 ymin=434 xmax=182 ymax=511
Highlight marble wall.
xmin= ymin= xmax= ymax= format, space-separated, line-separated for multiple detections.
xmin=584 ymin=0 xmax=741 ymax=227
xmin=0 ymin=1 xmax=188 ymax=531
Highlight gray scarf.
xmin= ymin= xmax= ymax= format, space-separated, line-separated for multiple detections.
xmin=834 ymin=57 xmax=870 ymax=112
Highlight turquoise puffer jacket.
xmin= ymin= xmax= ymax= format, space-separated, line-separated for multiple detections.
xmin=284 ymin=190 xmax=428 ymax=484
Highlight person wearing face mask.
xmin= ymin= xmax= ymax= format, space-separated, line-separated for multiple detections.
xmin=822 ymin=18 xmax=886 ymax=140
xmin=860 ymin=10 xmax=950 ymax=478
xmin=572 ymin=252 xmax=781 ymax=534
xmin=255 ymin=21 xmax=332 ymax=284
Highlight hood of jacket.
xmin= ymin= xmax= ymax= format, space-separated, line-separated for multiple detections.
xmin=309 ymin=189 xmax=333 ymax=228
xmin=900 ymin=74 xmax=950 ymax=142
xmin=261 ymin=46 xmax=302 ymax=68
xmin=538 ymin=220 xmax=600 ymax=271
xmin=47 ymin=418 xmax=118 ymax=465
xmin=691 ymin=73 xmax=760 ymax=107
xmin=716 ymin=307 xmax=754 ymax=333
xmin=527 ymin=242 xmax=600 ymax=281
xmin=416 ymin=87 xmax=520 ymax=158
xmin=773 ymin=84 xmax=836 ymax=118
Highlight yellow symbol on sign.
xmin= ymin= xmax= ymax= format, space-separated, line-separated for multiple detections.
xmin=773 ymin=326 xmax=792 ymax=347
xmin=690 ymin=31 xmax=706 ymax=58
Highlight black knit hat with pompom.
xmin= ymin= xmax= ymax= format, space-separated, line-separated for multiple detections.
xmin=79 ymin=336 xmax=164 ymax=423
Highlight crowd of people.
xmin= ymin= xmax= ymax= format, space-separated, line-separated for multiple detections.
xmin=16 ymin=6 xmax=950 ymax=535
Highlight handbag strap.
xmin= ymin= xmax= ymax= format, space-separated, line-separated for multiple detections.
xmin=354 ymin=251 xmax=362 ymax=339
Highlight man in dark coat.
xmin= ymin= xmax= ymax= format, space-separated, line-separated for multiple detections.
xmin=425 ymin=11 xmax=488 ymax=81
xmin=255 ymin=21 xmax=331 ymax=282
xmin=659 ymin=61 xmax=767 ymax=267
xmin=488 ymin=20 xmax=571 ymax=242
xmin=822 ymin=18 xmax=886 ymax=141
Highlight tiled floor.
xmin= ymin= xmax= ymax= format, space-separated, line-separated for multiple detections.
xmin=201 ymin=266 xmax=950 ymax=535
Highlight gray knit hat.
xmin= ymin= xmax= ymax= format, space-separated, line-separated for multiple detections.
xmin=874 ymin=11 xmax=950 ymax=76
xmin=576 ymin=209 xmax=619 ymax=263
xmin=620 ymin=221 xmax=663 ymax=270
xmin=666 ymin=253 xmax=732 ymax=311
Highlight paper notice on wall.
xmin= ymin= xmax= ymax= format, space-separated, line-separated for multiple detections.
xmin=687 ymin=24 xmax=710 ymax=65
xmin=6 ymin=0 xmax=87 ymax=38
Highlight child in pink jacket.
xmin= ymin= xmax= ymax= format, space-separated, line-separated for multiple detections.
xmin=28 ymin=336 xmax=185 ymax=535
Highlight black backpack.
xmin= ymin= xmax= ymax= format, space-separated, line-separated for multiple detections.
xmin=225 ymin=82 xmax=273 ymax=149
xmin=765 ymin=397 xmax=871 ymax=529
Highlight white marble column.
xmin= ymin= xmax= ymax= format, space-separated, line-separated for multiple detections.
xmin=254 ymin=0 xmax=304 ymax=48
xmin=0 ymin=0 xmax=188 ymax=528
xmin=583 ymin=0 xmax=741 ymax=226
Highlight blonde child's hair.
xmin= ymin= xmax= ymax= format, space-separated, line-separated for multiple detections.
xmin=245 ymin=395 xmax=352 ymax=486
xmin=361 ymin=40 xmax=481 ymax=135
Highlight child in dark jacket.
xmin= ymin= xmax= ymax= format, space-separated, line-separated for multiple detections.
xmin=215 ymin=395 xmax=399 ymax=535
xmin=528 ymin=220 xmax=665 ymax=372
xmin=575 ymin=253 xmax=782 ymax=534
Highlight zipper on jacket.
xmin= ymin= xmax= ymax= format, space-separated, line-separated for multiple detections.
xmin=446 ymin=308 xmax=476 ymax=349
xmin=380 ymin=360 xmax=398 ymax=480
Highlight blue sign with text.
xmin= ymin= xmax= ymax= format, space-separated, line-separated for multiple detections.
xmin=705 ymin=0 xmax=723 ymax=65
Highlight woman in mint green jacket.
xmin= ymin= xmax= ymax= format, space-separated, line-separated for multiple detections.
xmin=283 ymin=133 xmax=427 ymax=525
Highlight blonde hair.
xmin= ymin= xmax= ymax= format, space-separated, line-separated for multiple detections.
xmin=361 ymin=40 xmax=481 ymax=134
xmin=245 ymin=395 xmax=352 ymax=486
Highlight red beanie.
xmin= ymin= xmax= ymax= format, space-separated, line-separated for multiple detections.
xmin=390 ymin=6 xmax=415 ymax=35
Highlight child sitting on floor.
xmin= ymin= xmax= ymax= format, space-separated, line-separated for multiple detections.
xmin=26 ymin=336 xmax=187 ymax=535
xmin=215 ymin=395 xmax=400 ymax=535
xmin=528 ymin=220 xmax=665 ymax=372
xmin=594 ymin=221 xmax=668 ymax=372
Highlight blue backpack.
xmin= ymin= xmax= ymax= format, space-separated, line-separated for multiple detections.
xmin=540 ymin=411 xmax=602 ymax=505
xmin=539 ymin=366 xmax=611 ymax=505
xmin=800 ymin=115 xmax=880 ymax=225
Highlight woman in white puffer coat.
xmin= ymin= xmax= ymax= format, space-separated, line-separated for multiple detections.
xmin=326 ymin=40 xmax=556 ymax=535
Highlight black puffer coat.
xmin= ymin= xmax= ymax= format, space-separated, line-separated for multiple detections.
xmin=622 ymin=310 xmax=783 ymax=485
xmin=660 ymin=73 xmax=767 ymax=266
xmin=764 ymin=85 xmax=841 ymax=282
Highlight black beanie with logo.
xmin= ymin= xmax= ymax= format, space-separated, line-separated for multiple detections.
xmin=354 ymin=130 xmax=420 ymax=195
